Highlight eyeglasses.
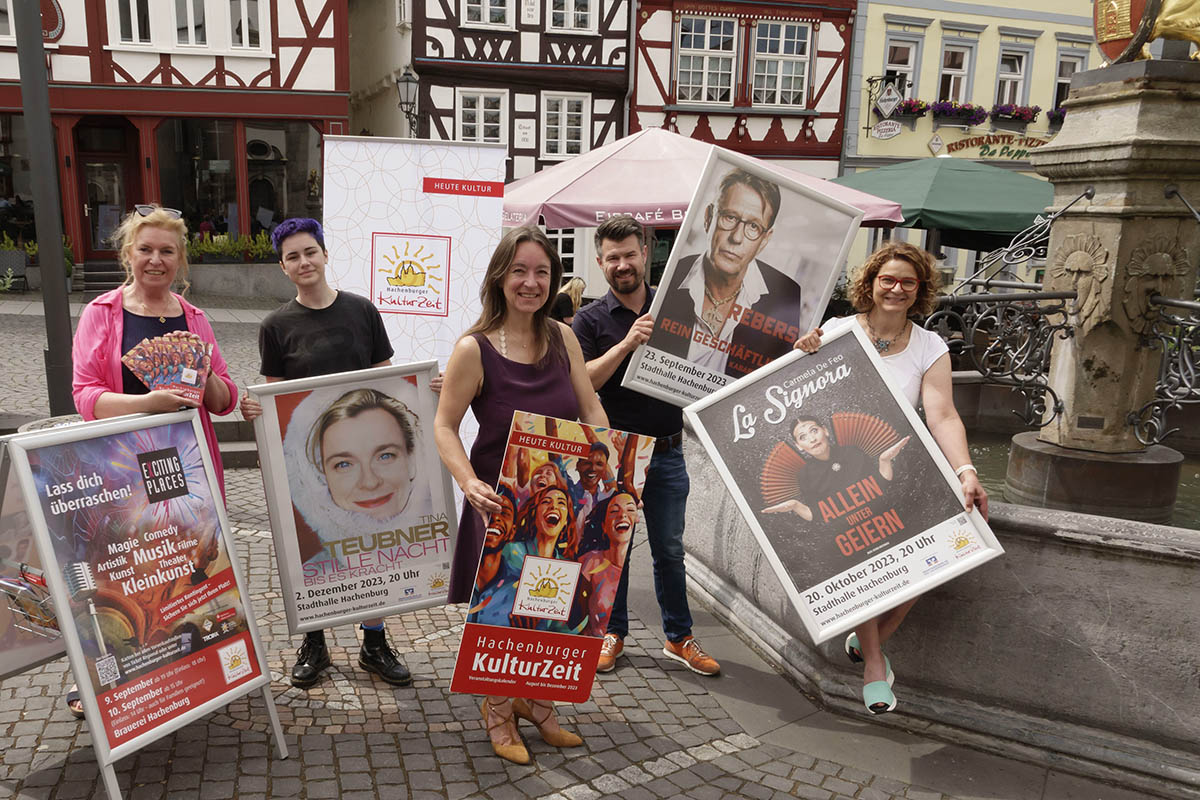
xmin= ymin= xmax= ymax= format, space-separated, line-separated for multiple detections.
xmin=876 ymin=275 xmax=920 ymax=292
xmin=713 ymin=208 xmax=767 ymax=241
xmin=135 ymin=204 xmax=182 ymax=219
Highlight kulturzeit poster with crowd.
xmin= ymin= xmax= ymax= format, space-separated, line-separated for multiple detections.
xmin=683 ymin=324 xmax=1003 ymax=644
xmin=5 ymin=410 xmax=284 ymax=798
xmin=250 ymin=362 xmax=457 ymax=634
xmin=452 ymin=412 xmax=654 ymax=703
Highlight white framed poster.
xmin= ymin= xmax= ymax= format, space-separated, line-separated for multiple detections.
xmin=622 ymin=147 xmax=864 ymax=407
xmin=5 ymin=411 xmax=284 ymax=799
xmin=0 ymin=436 xmax=65 ymax=681
xmin=249 ymin=362 xmax=457 ymax=634
xmin=683 ymin=324 xmax=1003 ymax=644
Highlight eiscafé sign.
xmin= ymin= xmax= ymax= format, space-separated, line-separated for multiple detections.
xmin=945 ymin=133 xmax=1051 ymax=160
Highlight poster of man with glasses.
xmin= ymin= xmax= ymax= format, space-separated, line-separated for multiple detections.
xmin=621 ymin=149 xmax=863 ymax=407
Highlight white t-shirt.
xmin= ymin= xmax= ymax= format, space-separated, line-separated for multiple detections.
xmin=824 ymin=316 xmax=949 ymax=408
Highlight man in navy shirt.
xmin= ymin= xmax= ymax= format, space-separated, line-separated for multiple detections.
xmin=572 ymin=215 xmax=720 ymax=676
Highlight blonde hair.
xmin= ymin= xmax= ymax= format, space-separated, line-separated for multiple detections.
xmin=307 ymin=388 xmax=418 ymax=472
xmin=848 ymin=241 xmax=941 ymax=317
xmin=112 ymin=205 xmax=191 ymax=294
xmin=562 ymin=276 xmax=586 ymax=312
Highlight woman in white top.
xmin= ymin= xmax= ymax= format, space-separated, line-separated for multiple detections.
xmin=795 ymin=241 xmax=988 ymax=715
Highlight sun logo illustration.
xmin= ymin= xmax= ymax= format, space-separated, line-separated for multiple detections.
xmin=379 ymin=240 xmax=443 ymax=291
xmin=223 ymin=650 xmax=243 ymax=671
xmin=522 ymin=563 xmax=571 ymax=605
xmin=952 ymin=530 xmax=973 ymax=550
xmin=429 ymin=573 xmax=447 ymax=591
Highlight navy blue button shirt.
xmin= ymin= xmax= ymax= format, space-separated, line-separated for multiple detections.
xmin=572 ymin=287 xmax=683 ymax=438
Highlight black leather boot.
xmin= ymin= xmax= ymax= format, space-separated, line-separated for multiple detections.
xmin=359 ymin=626 xmax=412 ymax=686
xmin=290 ymin=629 xmax=331 ymax=688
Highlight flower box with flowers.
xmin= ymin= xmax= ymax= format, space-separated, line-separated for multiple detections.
xmin=990 ymin=104 xmax=1041 ymax=131
xmin=1047 ymin=107 xmax=1067 ymax=128
xmin=873 ymin=99 xmax=930 ymax=130
xmin=929 ymin=101 xmax=988 ymax=129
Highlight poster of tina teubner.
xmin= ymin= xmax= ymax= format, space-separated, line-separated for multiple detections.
xmin=684 ymin=324 xmax=1002 ymax=644
xmin=250 ymin=362 xmax=457 ymax=633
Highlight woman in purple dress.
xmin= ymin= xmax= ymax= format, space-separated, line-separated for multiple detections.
xmin=434 ymin=225 xmax=608 ymax=766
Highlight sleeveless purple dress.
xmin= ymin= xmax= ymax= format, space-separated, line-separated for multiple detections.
xmin=448 ymin=332 xmax=581 ymax=604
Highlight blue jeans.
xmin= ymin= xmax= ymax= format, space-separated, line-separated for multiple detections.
xmin=607 ymin=442 xmax=693 ymax=643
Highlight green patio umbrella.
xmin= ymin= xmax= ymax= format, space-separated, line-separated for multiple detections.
xmin=831 ymin=157 xmax=1054 ymax=250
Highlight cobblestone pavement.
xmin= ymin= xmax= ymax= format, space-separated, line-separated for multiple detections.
xmin=0 ymin=308 xmax=1000 ymax=798
xmin=0 ymin=307 xmax=264 ymax=421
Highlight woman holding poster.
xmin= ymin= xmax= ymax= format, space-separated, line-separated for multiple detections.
xmin=435 ymin=225 xmax=608 ymax=765
xmin=796 ymin=242 xmax=987 ymax=715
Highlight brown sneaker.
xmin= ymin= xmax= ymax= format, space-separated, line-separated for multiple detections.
xmin=596 ymin=633 xmax=623 ymax=673
xmin=662 ymin=635 xmax=720 ymax=676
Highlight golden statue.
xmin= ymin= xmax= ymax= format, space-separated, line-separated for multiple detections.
xmin=1106 ymin=0 xmax=1200 ymax=62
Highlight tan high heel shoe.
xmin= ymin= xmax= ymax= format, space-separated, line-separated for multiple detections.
xmin=512 ymin=698 xmax=583 ymax=748
xmin=481 ymin=698 xmax=531 ymax=765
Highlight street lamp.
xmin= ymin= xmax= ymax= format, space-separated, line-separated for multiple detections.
xmin=395 ymin=67 xmax=419 ymax=136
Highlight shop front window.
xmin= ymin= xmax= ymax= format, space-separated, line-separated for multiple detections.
xmin=0 ymin=115 xmax=39 ymax=246
xmin=156 ymin=119 xmax=238 ymax=236
xmin=244 ymin=121 xmax=322 ymax=234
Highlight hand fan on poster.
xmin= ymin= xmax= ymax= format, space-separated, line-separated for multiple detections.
xmin=759 ymin=412 xmax=901 ymax=506
xmin=121 ymin=332 xmax=213 ymax=404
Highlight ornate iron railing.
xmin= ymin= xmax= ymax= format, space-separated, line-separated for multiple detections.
xmin=1128 ymin=294 xmax=1200 ymax=446
xmin=926 ymin=289 xmax=1075 ymax=427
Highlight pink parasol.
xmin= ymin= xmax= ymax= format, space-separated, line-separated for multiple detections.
xmin=503 ymin=128 xmax=903 ymax=229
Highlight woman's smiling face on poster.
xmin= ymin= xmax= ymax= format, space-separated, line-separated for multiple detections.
xmin=603 ymin=492 xmax=638 ymax=551
xmin=320 ymin=408 xmax=416 ymax=519
xmin=535 ymin=487 xmax=571 ymax=540
xmin=792 ymin=420 xmax=831 ymax=460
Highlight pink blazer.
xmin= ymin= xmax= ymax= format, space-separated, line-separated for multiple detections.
xmin=72 ymin=288 xmax=239 ymax=495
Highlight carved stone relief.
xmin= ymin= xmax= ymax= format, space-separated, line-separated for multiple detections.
xmin=1050 ymin=234 xmax=1110 ymax=336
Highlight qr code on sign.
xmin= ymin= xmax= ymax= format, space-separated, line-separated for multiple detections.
xmin=96 ymin=654 xmax=119 ymax=685
xmin=956 ymin=515 xmax=968 ymax=525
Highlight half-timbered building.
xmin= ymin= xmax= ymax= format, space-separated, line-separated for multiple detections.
xmin=0 ymin=0 xmax=347 ymax=267
xmin=631 ymin=0 xmax=856 ymax=178
xmin=412 ymin=0 xmax=632 ymax=277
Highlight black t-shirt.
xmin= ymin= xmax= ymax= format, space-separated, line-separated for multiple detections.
xmin=550 ymin=292 xmax=574 ymax=322
xmin=259 ymin=291 xmax=393 ymax=379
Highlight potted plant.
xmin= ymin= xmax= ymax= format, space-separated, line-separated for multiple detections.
xmin=930 ymin=101 xmax=989 ymax=129
xmin=0 ymin=232 xmax=26 ymax=287
xmin=20 ymin=235 xmax=73 ymax=290
xmin=1047 ymin=107 xmax=1067 ymax=130
xmin=990 ymin=103 xmax=1041 ymax=131
xmin=246 ymin=230 xmax=275 ymax=262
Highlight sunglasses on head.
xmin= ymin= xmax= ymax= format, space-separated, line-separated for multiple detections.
xmin=135 ymin=204 xmax=182 ymax=219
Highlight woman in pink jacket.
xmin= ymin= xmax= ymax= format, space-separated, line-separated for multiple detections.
xmin=71 ymin=204 xmax=238 ymax=494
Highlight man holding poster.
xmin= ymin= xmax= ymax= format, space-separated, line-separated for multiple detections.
xmin=240 ymin=218 xmax=412 ymax=688
xmin=572 ymin=215 xmax=721 ymax=677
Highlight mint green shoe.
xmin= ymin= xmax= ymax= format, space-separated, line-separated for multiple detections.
xmin=846 ymin=633 xmax=895 ymax=686
xmin=863 ymin=680 xmax=897 ymax=714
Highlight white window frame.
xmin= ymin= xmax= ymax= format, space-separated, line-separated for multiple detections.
xmin=995 ymin=49 xmax=1028 ymax=106
xmin=175 ymin=0 xmax=206 ymax=47
xmin=543 ymin=227 xmax=577 ymax=277
xmin=938 ymin=44 xmax=972 ymax=103
xmin=540 ymin=92 xmax=591 ymax=160
xmin=115 ymin=0 xmax=153 ymax=46
xmin=751 ymin=21 xmax=811 ymax=107
xmin=547 ymin=0 xmax=595 ymax=34
xmin=463 ymin=0 xmax=512 ymax=29
xmin=883 ymin=36 xmax=921 ymax=97
xmin=455 ymin=88 xmax=509 ymax=145
xmin=675 ymin=15 xmax=737 ymax=106
xmin=0 ymin=1 xmax=13 ymax=42
xmin=1054 ymin=51 xmax=1086 ymax=109
xmin=229 ymin=0 xmax=265 ymax=51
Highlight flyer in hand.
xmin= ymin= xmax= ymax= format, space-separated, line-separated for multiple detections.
xmin=122 ymin=332 xmax=212 ymax=404
xmin=451 ymin=412 xmax=655 ymax=702
xmin=683 ymin=324 xmax=1003 ymax=644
